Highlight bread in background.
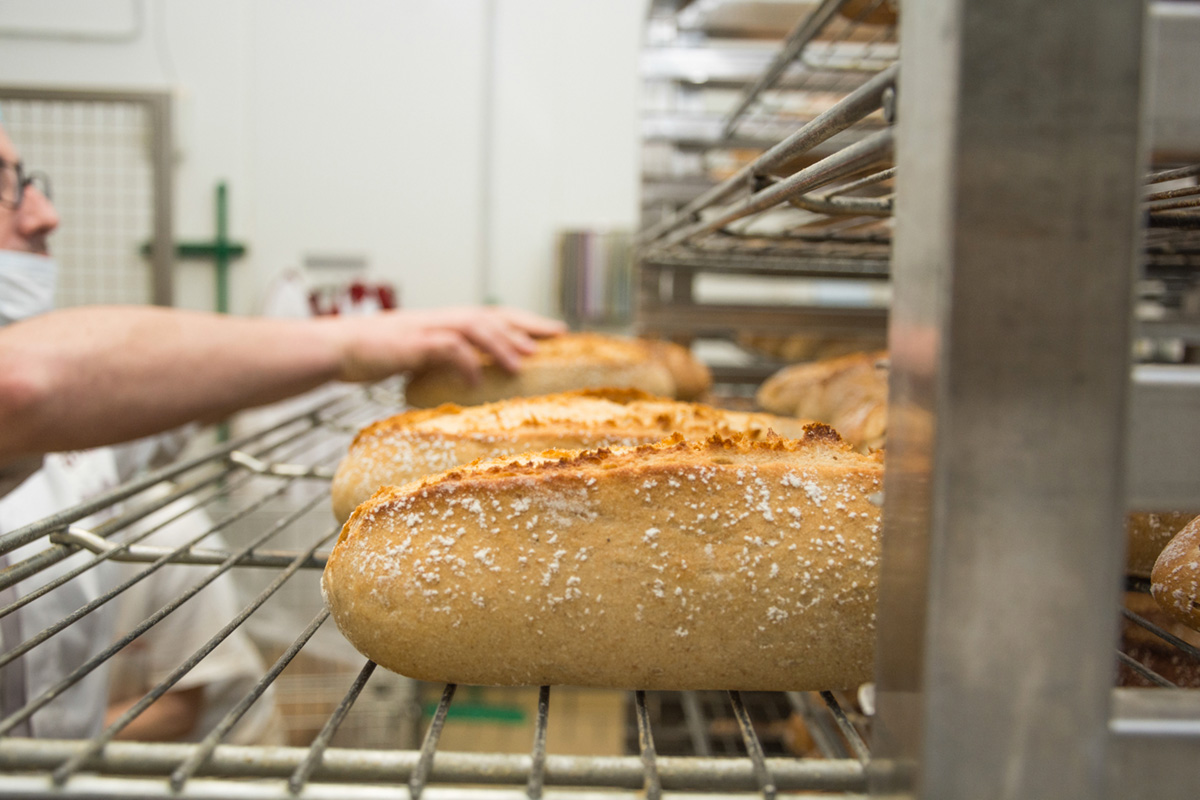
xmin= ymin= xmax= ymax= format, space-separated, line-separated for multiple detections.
xmin=1126 ymin=511 xmax=1193 ymax=578
xmin=640 ymin=338 xmax=712 ymax=401
xmin=757 ymin=350 xmax=889 ymax=452
xmin=1152 ymin=515 xmax=1200 ymax=633
xmin=404 ymin=332 xmax=682 ymax=408
xmin=737 ymin=333 xmax=885 ymax=365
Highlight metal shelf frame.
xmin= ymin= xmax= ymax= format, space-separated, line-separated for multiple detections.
xmin=871 ymin=2 xmax=1200 ymax=800
xmin=639 ymin=0 xmax=1200 ymax=797
xmin=638 ymin=1 xmax=899 ymax=360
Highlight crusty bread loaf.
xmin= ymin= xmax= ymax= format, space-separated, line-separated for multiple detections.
xmin=331 ymin=388 xmax=813 ymax=522
xmin=323 ymin=427 xmax=883 ymax=690
xmin=838 ymin=0 xmax=898 ymax=26
xmin=757 ymin=351 xmax=889 ymax=451
xmin=737 ymin=333 xmax=886 ymax=364
xmin=640 ymin=338 xmax=713 ymax=400
xmin=1152 ymin=515 xmax=1200 ymax=632
xmin=404 ymin=332 xmax=677 ymax=408
xmin=1127 ymin=511 xmax=1193 ymax=578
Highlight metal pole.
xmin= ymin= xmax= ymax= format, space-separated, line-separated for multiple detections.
xmin=871 ymin=0 xmax=1145 ymax=797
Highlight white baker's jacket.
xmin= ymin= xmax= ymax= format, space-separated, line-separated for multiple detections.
xmin=0 ymin=443 xmax=278 ymax=742
xmin=0 ymin=448 xmax=122 ymax=738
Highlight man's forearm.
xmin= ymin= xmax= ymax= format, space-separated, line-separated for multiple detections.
xmin=0 ymin=302 xmax=564 ymax=469
xmin=0 ymin=306 xmax=342 ymax=462
xmin=106 ymin=687 xmax=205 ymax=741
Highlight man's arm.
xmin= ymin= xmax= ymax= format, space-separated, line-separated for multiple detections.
xmin=0 ymin=304 xmax=563 ymax=465
xmin=105 ymin=687 xmax=205 ymax=742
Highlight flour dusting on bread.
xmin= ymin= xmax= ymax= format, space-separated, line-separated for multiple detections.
xmin=324 ymin=428 xmax=883 ymax=690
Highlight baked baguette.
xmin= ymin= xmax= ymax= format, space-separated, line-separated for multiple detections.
xmin=757 ymin=350 xmax=889 ymax=451
xmin=737 ymin=333 xmax=885 ymax=364
xmin=1126 ymin=511 xmax=1193 ymax=578
xmin=404 ymin=332 xmax=678 ymax=408
xmin=331 ymin=388 xmax=812 ymax=522
xmin=1152 ymin=515 xmax=1200 ymax=632
xmin=640 ymin=338 xmax=712 ymax=400
xmin=323 ymin=427 xmax=883 ymax=690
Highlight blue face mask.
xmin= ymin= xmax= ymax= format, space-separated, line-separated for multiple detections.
xmin=0 ymin=250 xmax=58 ymax=326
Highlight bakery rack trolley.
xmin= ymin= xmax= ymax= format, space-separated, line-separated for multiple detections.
xmin=0 ymin=380 xmax=876 ymax=800
xmin=639 ymin=0 xmax=1200 ymax=798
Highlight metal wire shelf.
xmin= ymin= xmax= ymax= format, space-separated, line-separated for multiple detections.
xmin=0 ymin=381 xmax=1196 ymax=798
xmin=0 ymin=384 xmax=875 ymax=799
xmin=641 ymin=2 xmax=1200 ymax=281
xmin=637 ymin=3 xmax=897 ymax=362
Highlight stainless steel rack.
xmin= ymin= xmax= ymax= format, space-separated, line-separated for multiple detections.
xmin=640 ymin=0 xmax=1200 ymax=798
xmin=639 ymin=0 xmax=1200 ymax=385
xmin=639 ymin=0 xmax=898 ymax=382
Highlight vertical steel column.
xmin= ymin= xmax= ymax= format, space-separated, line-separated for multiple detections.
xmin=871 ymin=1 xmax=1145 ymax=798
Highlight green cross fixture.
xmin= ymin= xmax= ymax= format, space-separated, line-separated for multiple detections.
xmin=142 ymin=182 xmax=247 ymax=442
xmin=144 ymin=182 xmax=247 ymax=313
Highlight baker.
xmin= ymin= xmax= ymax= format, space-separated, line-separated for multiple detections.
xmin=0 ymin=118 xmax=564 ymax=738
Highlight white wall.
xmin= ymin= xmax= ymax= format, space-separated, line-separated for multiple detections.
xmin=0 ymin=0 xmax=646 ymax=317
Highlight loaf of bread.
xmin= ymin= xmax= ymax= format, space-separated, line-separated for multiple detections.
xmin=403 ymin=332 xmax=710 ymax=408
xmin=323 ymin=427 xmax=883 ymax=690
xmin=1126 ymin=511 xmax=1193 ymax=578
xmin=640 ymin=338 xmax=713 ymax=400
xmin=1152 ymin=515 xmax=1200 ymax=632
xmin=838 ymin=0 xmax=898 ymax=26
xmin=737 ymin=333 xmax=885 ymax=364
xmin=331 ymin=388 xmax=813 ymax=522
xmin=757 ymin=350 xmax=889 ymax=451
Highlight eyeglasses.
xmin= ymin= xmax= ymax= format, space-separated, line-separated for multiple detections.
xmin=0 ymin=158 xmax=52 ymax=210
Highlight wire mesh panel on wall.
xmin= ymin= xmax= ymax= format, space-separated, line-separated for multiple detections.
xmin=0 ymin=88 xmax=173 ymax=308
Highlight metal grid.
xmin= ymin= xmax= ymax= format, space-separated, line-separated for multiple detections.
xmin=0 ymin=381 xmax=1195 ymax=798
xmin=0 ymin=88 xmax=174 ymax=308
xmin=639 ymin=2 xmax=897 ymax=264
xmin=0 ymin=385 xmax=880 ymax=799
xmin=637 ymin=1 xmax=897 ymax=379
xmin=1145 ymin=164 xmax=1200 ymax=277
xmin=638 ymin=1 xmax=1200 ymax=394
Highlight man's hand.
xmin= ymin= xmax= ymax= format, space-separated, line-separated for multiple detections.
xmin=328 ymin=306 xmax=566 ymax=384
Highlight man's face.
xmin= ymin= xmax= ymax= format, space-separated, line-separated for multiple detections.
xmin=0 ymin=124 xmax=59 ymax=254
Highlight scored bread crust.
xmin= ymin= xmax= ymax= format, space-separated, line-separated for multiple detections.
xmin=1152 ymin=515 xmax=1200 ymax=632
xmin=323 ymin=427 xmax=883 ymax=691
xmin=330 ymin=388 xmax=813 ymax=522
xmin=404 ymin=332 xmax=677 ymax=408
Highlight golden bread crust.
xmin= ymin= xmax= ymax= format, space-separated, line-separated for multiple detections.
xmin=323 ymin=429 xmax=883 ymax=690
xmin=1152 ymin=515 xmax=1200 ymax=632
xmin=404 ymin=332 xmax=676 ymax=408
xmin=330 ymin=388 xmax=812 ymax=522
xmin=1126 ymin=511 xmax=1193 ymax=578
